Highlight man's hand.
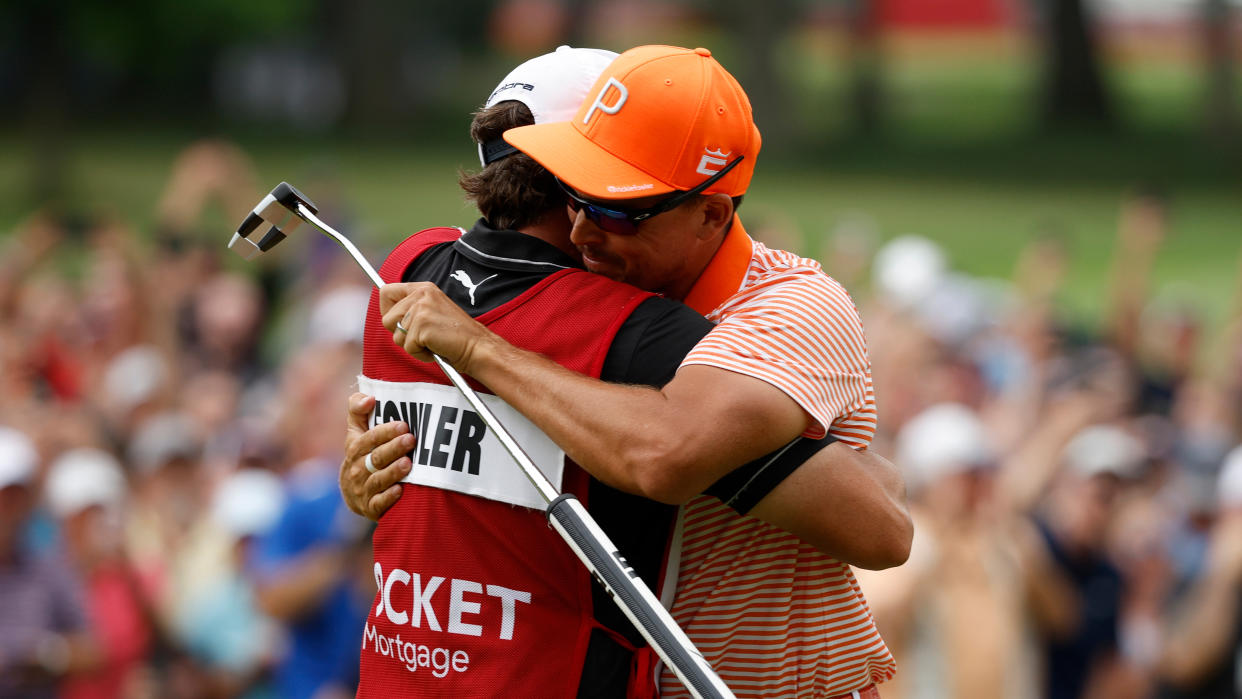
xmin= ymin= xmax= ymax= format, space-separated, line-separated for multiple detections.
xmin=341 ymin=393 xmax=414 ymax=520
xmin=379 ymin=282 xmax=497 ymax=371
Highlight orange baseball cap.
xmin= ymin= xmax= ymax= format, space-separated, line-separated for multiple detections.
xmin=503 ymin=45 xmax=761 ymax=201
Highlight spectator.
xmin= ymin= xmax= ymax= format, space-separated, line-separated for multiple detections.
xmin=175 ymin=468 xmax=286 ymax=698
xmin=857 ymin=404 xmax=1040 ymax=699
xmin=44 ymin=448 xmax=156 ymax=699
xmin=1032 ymin=425 xmax=1147 ymax=699
xmin=1156 ymin=445 xmax=1242 ymax=698
xmin=249 ymin=343 xmax=372 ymax=699
xmin=0 ymin=428 xmax=100 ymax=699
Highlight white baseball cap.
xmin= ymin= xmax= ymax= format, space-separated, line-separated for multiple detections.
xmin=128 ymin=412 xmax=200 ymax=475
xmin=308 ymin=285 xmax=371 ymax=347
xmin=211 ymin=468 xmax=286 ymax=539
xmin=478 ymin=45 xmax=618 ymax=166
xmin=0 ymin=426 xmax=38 ymax=489
xmin=1218 ymin=444 xmax=1242 ymax=510
xmin=873 ymin=235 xmax=947 ymax=310
xmin=45 ymin=448 xmax=127 ymax=518
xmin=896 ymin=403 xmax=991 ymax=490
xmin=102 ymin=345 xmax=169 ymax=413
xmin=1063 ymin=425 xmax=1146 ymax=480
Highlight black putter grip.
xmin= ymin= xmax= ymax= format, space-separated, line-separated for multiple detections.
xmin=546 ymin=494 xmax=730 ymax=699
xmin=273 ymin=181 xmax=319 ymax=215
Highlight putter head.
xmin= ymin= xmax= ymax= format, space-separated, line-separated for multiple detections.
xmin=228 ymin=182 xmax=320 ymax=260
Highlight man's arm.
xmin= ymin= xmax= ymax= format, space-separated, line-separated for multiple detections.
xmin=1157 ymin=512 xmax=1242 ymax=687
xmin=354 ymin=282 xmax=911 ymax=566
xmin=749 ymin=444 xmax=911 ymax=569
xmin=381 ymin=281 xmax=809 ymax=503
xmin=341 ymin=394 xmax=910 ymax=569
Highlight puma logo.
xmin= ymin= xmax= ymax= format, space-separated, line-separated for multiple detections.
xmin=450 ymin=270 xmax=498 ymax=306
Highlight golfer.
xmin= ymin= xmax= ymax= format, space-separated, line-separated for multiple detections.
xmin=379 ymin=45 xmax=901 ymax=698
xmin=348 ymin=46 xmax=899 ymax=698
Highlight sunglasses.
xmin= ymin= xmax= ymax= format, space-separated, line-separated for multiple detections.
xmin=558 ymin=155 xmax=744 ymax=236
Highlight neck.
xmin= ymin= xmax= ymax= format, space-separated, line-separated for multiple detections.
xmin=517 ymin=210 xmax=577 ymax=259
xmin=681 ymin=217 xmax=753 ymax=314
xmin=666 ymin=237 xmax=726 ymax=301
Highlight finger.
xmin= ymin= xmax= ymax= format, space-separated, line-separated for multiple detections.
xmin=368 ymin=433 xmax=416 ymax=474
xmin=348 ymin=420 xmax=411 ymax=464
xmin=379 ymin=282 xmax=422 ymax=316
xmin=366 ymin=454 xmax=412 ymax=496
xmin=401 ymin=329 xmax=439 ymax=363
xmin=380 ymin=283 xmax=436 ymax=328
xmin=366 ymin=484 xmax=405 ymax=521
xmin=381 ymin=296 xmax=413 ymax=334
xmin=346 ymin=393 xmax=376 ymax=435
xmin=349 ymin=392 xmax=374 ymax=415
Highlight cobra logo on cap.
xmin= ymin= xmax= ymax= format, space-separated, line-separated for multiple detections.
xmin=696 ymin=148 xmax=731 ymax=176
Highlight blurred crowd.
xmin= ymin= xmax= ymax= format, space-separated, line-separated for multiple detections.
xmin=836 ymin=191 xmax=1242 ymax=699
xmin=2 ymin=140 xmax=1241 ymax=699
xmin=1 ymin=141 xmax=376 ymax=699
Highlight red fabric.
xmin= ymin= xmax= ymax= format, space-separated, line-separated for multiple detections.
xmin=877 ymin=0 xmax=1011 ymax=28
xmin=357 ymin=228 xmax=655 ymax=698
xmin=60 ymin=564 xmax=152 ymax=699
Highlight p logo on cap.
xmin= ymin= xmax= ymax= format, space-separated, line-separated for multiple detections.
xmin=583 ymin=78 xmax=628 ymax=125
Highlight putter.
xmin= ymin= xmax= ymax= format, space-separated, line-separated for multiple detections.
xmin=230 ymin=182 xmax=736 ymax=699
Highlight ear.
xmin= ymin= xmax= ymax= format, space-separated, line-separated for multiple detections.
xmin=696 ymin=193 xmax=734 ymax=240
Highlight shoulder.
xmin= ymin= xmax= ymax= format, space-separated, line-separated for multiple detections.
xmin=393 ymin=228 xmax=466 ymax=283
xmin=725 ymin=264 xmax=865 ymax=337
xmin=732 ymin=244 xmax=857 ymax=310
xmin=630 ymin=295 xmax=713 ymax=331
xmin=390 ymin=227 xmax=464 ymax=256
xmin=604 ymin=296 xmax=712 ymax=386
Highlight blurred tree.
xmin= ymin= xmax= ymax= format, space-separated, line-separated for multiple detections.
xmin=563 ymin=0 xmax=591 ymax=47
xmin=1 ymin=0 xmax=309 ymax=207
xmin=7 ymin=0 xmax=70 ymax=206
xmin=67 ymin=0 xmax=310 ymax=109
xmin=1039 ymin=0 xmax=1114 ymax=128
xmin=1202 ymin=0 xmax=1238 ymax=141
xmin=846 ymin=0 xmax=884 ymax=133
xmin=713 ymin=0 xmax=800 ymax=152
xmin=327 ymin=0 xmax=403 ymax=126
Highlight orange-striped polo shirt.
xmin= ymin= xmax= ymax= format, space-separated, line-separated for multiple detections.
xmin=660 ymin=218 xmax=895 ymax=698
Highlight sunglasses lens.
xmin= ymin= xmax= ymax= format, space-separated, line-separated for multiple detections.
xmin=558 ymin=180 xmax=641 ymax=235
xmin=587 ymin=206 xmax=639 ymax=235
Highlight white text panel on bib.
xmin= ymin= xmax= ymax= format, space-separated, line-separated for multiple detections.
xmin=357 ymin=376 xmax=564 ymax=510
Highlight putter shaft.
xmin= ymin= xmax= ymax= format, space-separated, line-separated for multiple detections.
xmin=244 ymin=186 xmax=734 ymax=699
xmin=289 ymin=203 xmax=561 ymax=503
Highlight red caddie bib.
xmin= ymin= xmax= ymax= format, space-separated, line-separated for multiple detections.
xmin=356 ymin=228 xmax=655 ymax=698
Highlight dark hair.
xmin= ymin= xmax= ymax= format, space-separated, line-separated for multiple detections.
xmin=458 ymin=101 xmax=562 ymax=231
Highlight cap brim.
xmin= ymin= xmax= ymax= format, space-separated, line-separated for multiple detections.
xmin=504 ymin=122 xmax=676 ymax=201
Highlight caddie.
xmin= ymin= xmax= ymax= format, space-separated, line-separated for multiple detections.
xmin=350 ymin=46 xmax=901 ymax=698
xmin=379 ymin=45 xmax=902 ymax=698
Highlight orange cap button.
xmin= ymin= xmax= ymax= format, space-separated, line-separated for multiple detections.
xmin=694 ymin=47 xmax=711 ymax=57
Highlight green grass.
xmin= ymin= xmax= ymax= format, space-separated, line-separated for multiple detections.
xmin=2 ymin=128 xmax=1235 ymax=339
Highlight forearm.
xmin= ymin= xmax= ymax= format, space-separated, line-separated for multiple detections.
xmin=748 ymin=445 xmax=912 ymax=568
xmin=1159 ymin=575 xmax=1241 ymax=686
xmin=385 ymin=281 xmax=809 ymax=502
xmin=466 ymin=335 xmax=773 ymax=502
xmin=253 ymin=549 xmax=345 ymax=621
xmin=1015 ymin=520 xmax=1082 ymax=639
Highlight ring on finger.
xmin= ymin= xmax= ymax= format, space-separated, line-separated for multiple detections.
xmin=365 ymin=452 xmax=378 ymax=474
xmin=395 ymin=317 xmax=409 ymax=334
